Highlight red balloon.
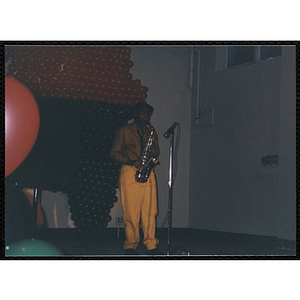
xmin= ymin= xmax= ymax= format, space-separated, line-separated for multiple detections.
xmin=5 ymin=77 xmax=40 ymax=177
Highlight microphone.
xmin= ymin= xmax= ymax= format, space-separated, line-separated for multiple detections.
xmin=164 ymin=122 xmax=179 ymax=138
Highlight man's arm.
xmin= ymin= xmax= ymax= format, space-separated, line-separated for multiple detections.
xmin=110 ymin=127 xmax=130 ymax=165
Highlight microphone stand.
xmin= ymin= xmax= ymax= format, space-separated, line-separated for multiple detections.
xmin=162 ymin=123 xmax=190 ymax=256
xmin=166 ymin=131 xmax=174 ymax=255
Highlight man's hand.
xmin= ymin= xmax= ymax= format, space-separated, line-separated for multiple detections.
xmin=149 ymin=144 xmax=158 ymax=153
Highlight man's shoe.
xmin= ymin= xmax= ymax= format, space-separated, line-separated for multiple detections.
xmin=124 ymin=249 xmax=138 ymax=255
xmin=146 ymin=248 xmax=164 ymax=255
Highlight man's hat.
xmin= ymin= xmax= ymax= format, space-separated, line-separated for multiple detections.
xmin=132 ymin=102 xmax=154 ymax=116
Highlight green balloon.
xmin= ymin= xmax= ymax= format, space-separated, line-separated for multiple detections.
xmin=5 ymin=239 xmax=62 ymax=257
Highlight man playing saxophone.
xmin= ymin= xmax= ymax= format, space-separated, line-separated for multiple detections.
xmin=110 ymin=102 xmax=162 ymax=255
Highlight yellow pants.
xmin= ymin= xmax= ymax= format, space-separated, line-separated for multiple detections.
xmin=119 ymin=165 xmax=159 ymax=250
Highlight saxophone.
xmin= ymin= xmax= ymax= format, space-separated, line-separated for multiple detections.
xmin=135 ymin=123 xmax=159 ymax=183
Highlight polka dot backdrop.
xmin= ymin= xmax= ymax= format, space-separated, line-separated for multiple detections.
xmin=66 ymin=100 xmax=132 ymax=233
xmin=5 ymin=45 xmax=148 ymax=104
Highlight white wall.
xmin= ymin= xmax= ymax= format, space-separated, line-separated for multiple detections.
xmin=277 ymin=46 xmax=296 ymax=240
xmin=189 ymin=46 xmax=296 ymax=240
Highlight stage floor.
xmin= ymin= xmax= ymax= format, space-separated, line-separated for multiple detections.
xmin=27 ymin=228 xmax=297 ymax=258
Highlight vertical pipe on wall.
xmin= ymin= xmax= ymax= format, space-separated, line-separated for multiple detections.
xmin=196 ymin=50 xmax=201 ymax=125
xmin=189 ymin=47 xmax=202 ymax=126
xmin=189 ymin=47 xmax=194 ymax=89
